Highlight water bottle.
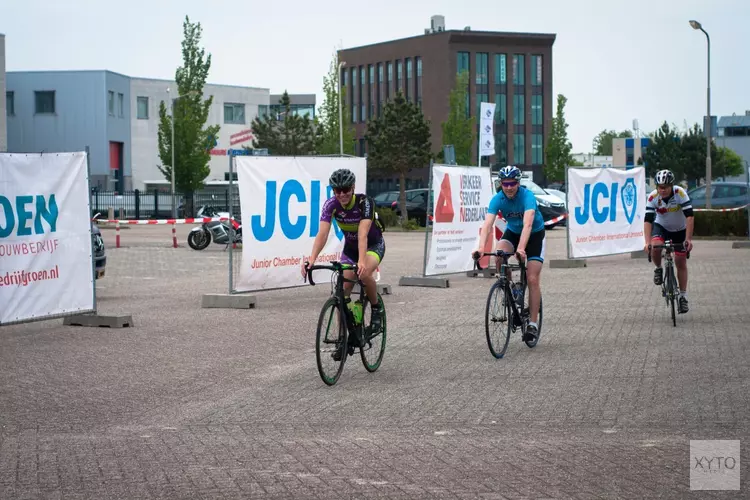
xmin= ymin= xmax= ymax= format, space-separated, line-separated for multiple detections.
xmin=512 ymin=283 xmax=524 ymax=307
xmin=348 ymin=300 xmax=364 ymax=325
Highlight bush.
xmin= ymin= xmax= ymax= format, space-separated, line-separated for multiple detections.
xmin=376 ymin=207 xmax=399 ymax=228
xmin=693 ymin=210 xmax=749 ymax=237
xmin=401 ymin=218 xmax=421 ymax=231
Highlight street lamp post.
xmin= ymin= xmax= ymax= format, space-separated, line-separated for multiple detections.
xmin=690 ymin=19 xmax=712 ymax=208
xmin=338 ymin=61 xmax=347 ymax=156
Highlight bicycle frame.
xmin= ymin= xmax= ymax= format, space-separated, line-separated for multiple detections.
xmin=474 ymin=250 xmax=527 ymax=330
xmin=648 ymin=240 xmax=690 ymax=327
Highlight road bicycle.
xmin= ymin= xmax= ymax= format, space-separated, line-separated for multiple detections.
xmin=304 ymin=261 xmax=387 ymax=386
xmin=648 ymin=240 xmax=690 ymax=327
xmin=473 ymin=250 xmax=543 ymax=358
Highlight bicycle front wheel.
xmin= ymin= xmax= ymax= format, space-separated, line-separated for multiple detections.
xmin=315 ymin=297 xmax=349 ymax=386
xmin=666 ymin=264 xmax=677 ymax=327
xmin=485 ymin=281 xmax=511 ymax=358
xmin=360 ymin=294 xmax=387 ymax=372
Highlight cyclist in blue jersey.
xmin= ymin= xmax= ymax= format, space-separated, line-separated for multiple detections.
xmin=473 ymin=165 xmax=546 ymax=342
xmin=301 ymin=168 xmax=385 ymax=334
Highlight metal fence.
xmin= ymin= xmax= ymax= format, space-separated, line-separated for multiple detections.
xmin=90 ymin=188 xmax=241 ymax=220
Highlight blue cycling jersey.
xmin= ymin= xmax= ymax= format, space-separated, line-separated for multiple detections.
xmin=488 ymin=186 xmax=545 ymax=233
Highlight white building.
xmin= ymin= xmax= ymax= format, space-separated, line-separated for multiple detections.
xmin=130 ymin=78 xmax=269 ymax=191
xmin=571 ymin=153 xmax=614 ymax=168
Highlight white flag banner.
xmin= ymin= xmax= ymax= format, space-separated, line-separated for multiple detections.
xmin=425 ymin=164 xmax=493 ymax=275
xmin=567 ymin=166 xmax=647 ymax=258
xmin=479 ymin=102 xmax=496 ymax=157
xmin=235 ymin=156 xmax=367 ymax=292
xmin=0 ymin=152 xmax=95 ymax=325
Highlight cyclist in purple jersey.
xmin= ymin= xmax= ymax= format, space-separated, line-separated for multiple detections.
xmin=302 ymin=168 xmax=385 ymax=332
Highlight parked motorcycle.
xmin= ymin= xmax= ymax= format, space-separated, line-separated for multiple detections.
xmin=187 ymin=203 xmax=242 ymax=251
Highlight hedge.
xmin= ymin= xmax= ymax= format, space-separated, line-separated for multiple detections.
xmin=693 ymin=209 xmax=749 ymax=237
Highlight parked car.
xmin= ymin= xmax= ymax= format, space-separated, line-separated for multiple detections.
xmin=544 ymin=188 xmax=567 ymax=209
xmin=492 ymin=175 xmax=567 ymax=228
xmin=91 ymin=222 xmax=106 ymax=279
xmin=373 ymin=190 xmax=400 ymax=209
xmin=687 ymin=182 xmax=749 ymax=209
xmin=391 ymin=188 xmax=432 ymax=226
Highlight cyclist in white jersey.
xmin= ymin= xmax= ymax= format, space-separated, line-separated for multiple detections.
xmin=644 ymin=169 xmax=694 ymax=313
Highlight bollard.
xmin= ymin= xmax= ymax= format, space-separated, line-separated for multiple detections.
xmin=172 ymin=223 xmax=178 ymax=248
xmin=116 ymin=221 xmax=121 ymax=248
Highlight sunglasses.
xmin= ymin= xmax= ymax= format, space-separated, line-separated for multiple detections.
xmin=501 ymin=181 xmax=519 ymax=187
xmin=333 ymin=187 xmax=353 ymax=194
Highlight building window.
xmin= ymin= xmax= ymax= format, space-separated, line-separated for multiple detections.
xmin=342 ymin=68 xmax=347 ymax=87
xmin=117 ymin=93 xmax=124 ymax=118
xmin=416 ymin=57 xmax=422 ymax=108
xmin=377 ymin=63 xmax=384 ymax=114
xmin=495 ymin=132 xmax=507 ymax=166
xmin=476 ymin=93 xmax=489 ymax=118
xmin=35 ymin=91 xmax=55 ymax=114
xmin=532 ymin=134 xmax=543 ymax=165
xmin=257 ymin=105 xmax=268 ymax=118
xmin=137 ymin=96 xmax=149 ymax=119
xmin=108 ymin=91 xmax=115 ymax=116
xmin=6 ymin=91 xmax=14 ymax=116
xmin=513 ymin=95 xmax=525 ymax=125
xmin=476 ymin=53 xmax=488 ymax=85
xmin=457 ymin=51 xmax=470 ymax=117
xmin=396 ymin=60 xmax=403 ymax=94
xmin=387 ymin=62 xmax=393 ymax=100
xmin=531 ymin=55 xmax=543 ymax=86
xmin=359 ymin=65 xmax=365 ymax=122
xmin=224 ymin=103 xmax=246 ymax=124
xmin=494 ymin=54 xmax=507 ymax=84
xmin=531 ymin=95 xmax=542 ymax=125
xmin=495 ymin=93 xmax=507 ymax=125
xmin=514 ymin=134 xmax=525 ymax=164
xmin=351 ymin=67 xmax=357 ymax=123
xmin=512 ymin=55 xmax=525 ymax=85
xmin=369 ymin=64 xmax=375 ymax=118
xmin=359 ymin=138 xmax=366 ymax=157
xmin=625 ymin=138 xmax=634 ymax=166
xmin=405 ymin=58 xmax=412 ymax=100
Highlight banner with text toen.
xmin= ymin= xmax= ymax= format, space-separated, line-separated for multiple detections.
xmin=425 ymin=164 xmax=493 ymax=275
xmin=0 ymin=152 xmax=95 ymax=325
xmin=235 ymin=156 xmax=367 ymax=292
xmin=567 ymin=166 xmax=647 ymax=258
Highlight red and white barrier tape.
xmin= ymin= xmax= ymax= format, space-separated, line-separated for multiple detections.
xmin=693 ymin=204 xmax=749 ymax=212
xmin=95 ymin=217 xmax=239 ymax=249
xmin=544 ymin=213 xmax=568 ymax=226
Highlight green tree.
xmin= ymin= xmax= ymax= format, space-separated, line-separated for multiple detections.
xmin=315 ymin=52 xmax=355 ymax=155
xmin=365 ymin=91 xmax=432 ymax=223
xmin=714 ymin=146 xmax=745 ymax=179
xmin=249 ymin=91 xmax=316 ymax=155
xmin=544 ymin=94 xmax=574 ymax=182
xmin=592 ymin=129 xmax=633 ymax=155
xmin=157 ymin=16 xmax=220 ymax=197
xmin=440 ymin=71 xmax=474 ymax=166
xmin=642 ymin=122 xmax=683 ymax=180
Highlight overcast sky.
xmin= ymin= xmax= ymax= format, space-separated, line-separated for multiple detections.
xmin=2 ymin=0 xmax=748 ymax=153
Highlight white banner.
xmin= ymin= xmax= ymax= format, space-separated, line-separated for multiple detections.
xmin=0 ymin=152 xmax=95 ymax=325
xmin=425 ymin=164 xmax=493 ymax=275
xmin=479 ymin=102 xmax=496 ymax=157
xmin=235 ymin=156 xmax=367 ymax=292
xmin=567 ymin=166 xmax=646 ymax=258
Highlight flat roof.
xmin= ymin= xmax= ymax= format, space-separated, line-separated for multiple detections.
xmin=340 ymin=29 xmax=556 ymax=52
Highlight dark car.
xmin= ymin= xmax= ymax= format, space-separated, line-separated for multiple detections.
xmin=91 ymin=222 xmax=106 ymax=279
xmin=372 ymin=191 xmax=400 ymax=208
xmin=391 ymin=188 xmax=432 ymax=226
xmin=687 ymin=182 xmax=749 ymax=209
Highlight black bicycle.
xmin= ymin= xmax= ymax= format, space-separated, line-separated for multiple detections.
xmin=304 ymin=261 xmax=387 ymax=386
xmin=648 ymin=240 xmax=690 ymax=327
xmin=473 ymin=250 xmax=543 ymax=358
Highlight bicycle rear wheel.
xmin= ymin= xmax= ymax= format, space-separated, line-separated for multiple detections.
xmin=666 ymin=264 xmax=677 ymax=327
xmin=315 ymin=297 xmax=349 ymax=386
xmin=485 ymin=281 xmax=511 ymax=358
xmin=360 ymin=294 xmax=387 ymax=372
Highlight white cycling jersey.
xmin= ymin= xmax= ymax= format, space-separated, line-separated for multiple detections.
xmin=645 ymin=186 xmax=692 ymax=232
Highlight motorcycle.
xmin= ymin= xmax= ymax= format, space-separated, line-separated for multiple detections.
xmin=187 ymin=202 xmax=242 ymax=251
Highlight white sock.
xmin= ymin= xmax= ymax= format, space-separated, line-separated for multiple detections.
xmin=529 ymin=321 xmax=538 ymax=329
xmin=680 ymin=291 xmax=688 ymax=299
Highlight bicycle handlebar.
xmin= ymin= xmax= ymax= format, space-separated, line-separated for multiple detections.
xmin=304 ymin=261 xmax=358 ymax=286
xmin=647 ymin=242 xmax=691 ymax=263
xmin=472 ymin=250 xmax=524 ymax=271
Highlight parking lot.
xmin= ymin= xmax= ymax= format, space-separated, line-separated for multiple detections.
xmin=1 ymin=225 xmax=748 ymax=499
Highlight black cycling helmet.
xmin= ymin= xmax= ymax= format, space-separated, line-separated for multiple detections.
xmin=329 ymin=168 xmax=356 ymax=188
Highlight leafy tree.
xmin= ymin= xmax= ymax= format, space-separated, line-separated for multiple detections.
xmin=714 ymin=146 xmax=745 ymax=179
xmin=249 ymin=91 xmax=316 ymax=155
xmin=440 ymin=71 xmax=474 ymax=166
xmin=592 ymin=129 xmax=633 ymax=155
xmin=315 ymin=52 xmax=355 ymax=155
xmin=365 ymin=91 xmax=432 ymax=222
xmin=544 ymin=94 xmax=574 ymax=182
xmin=157 ymin=16 xmax=220 ymax=198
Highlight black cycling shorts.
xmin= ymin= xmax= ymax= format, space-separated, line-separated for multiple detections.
xmin=651 ymin=223 xmax=687 ymax=254
xmin=342 ymin=238 xmax=386 ymax=265
xmin=500 ymin=229 xmax=546 ymax=263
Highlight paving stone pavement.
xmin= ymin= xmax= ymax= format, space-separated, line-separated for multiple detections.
xmin=1 ymin=226 xmax=748 ymax=499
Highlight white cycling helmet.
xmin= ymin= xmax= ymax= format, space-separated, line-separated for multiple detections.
xmin=655 ymin=169 xmax=675 ymax=185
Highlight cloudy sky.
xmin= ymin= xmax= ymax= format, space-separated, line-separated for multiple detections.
xmin=2 ymin=0 xmax=747 ymax=153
